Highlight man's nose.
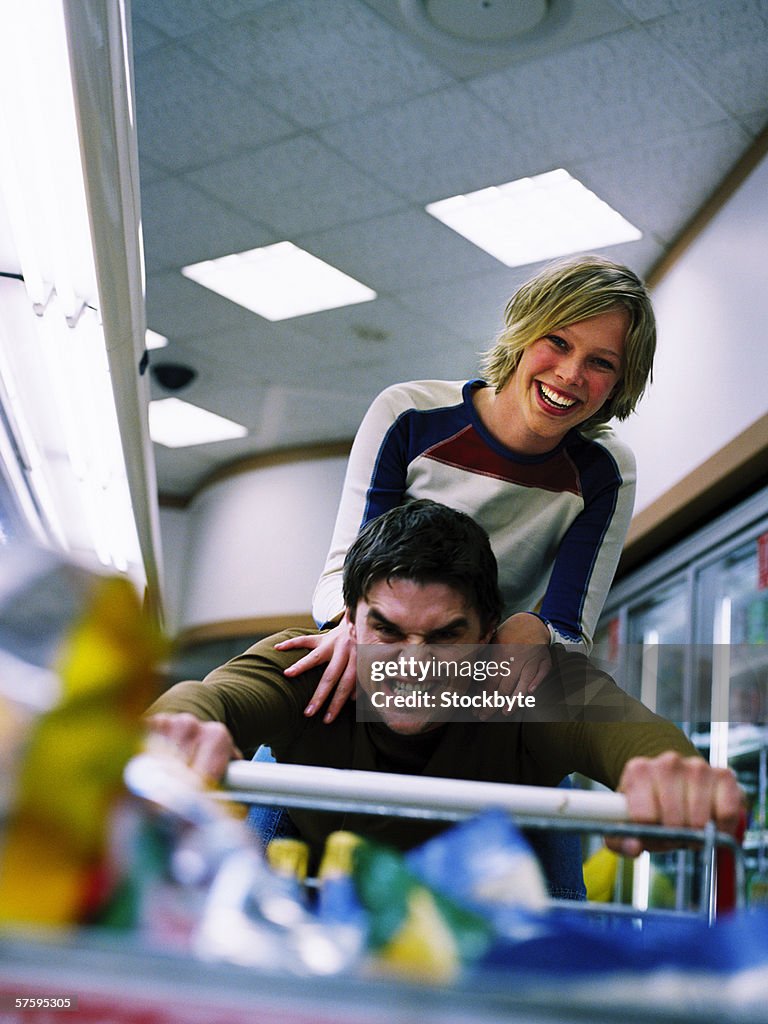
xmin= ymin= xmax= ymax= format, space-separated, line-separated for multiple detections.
xmin=403 ymin=635 xmax=428 ymax=646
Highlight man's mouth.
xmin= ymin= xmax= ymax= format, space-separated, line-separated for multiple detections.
xmin=391 ymin=679 xmax=430 ymax=697
xmin=537 ymin=381 xmax=578 ymax=410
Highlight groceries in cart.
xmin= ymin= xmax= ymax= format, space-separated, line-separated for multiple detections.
xmin=119 ymin=748 xmax=768 ymax=1003
xmin=0 ymin=545 xmax=165 ymax=928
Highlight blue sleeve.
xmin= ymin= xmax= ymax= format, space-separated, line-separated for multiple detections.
xmin=539 ymin=438 xmax=634 ymax=651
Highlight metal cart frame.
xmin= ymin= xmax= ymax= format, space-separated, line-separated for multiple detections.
xmin=221 ymin=759 xmax=746 ymax=924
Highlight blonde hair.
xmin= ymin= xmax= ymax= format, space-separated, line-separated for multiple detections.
xmin=481 ymin=255 xmax=656 ymax=426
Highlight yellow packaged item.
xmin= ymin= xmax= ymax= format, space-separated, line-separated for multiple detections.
xmin=266 ymin=837 xmax=310 ymax=883
xmin=0 ymin=549 xmax=165 ymax=926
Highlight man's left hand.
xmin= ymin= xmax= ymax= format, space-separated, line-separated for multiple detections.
xmin=610 ymin=751 xmax=744 ymax=857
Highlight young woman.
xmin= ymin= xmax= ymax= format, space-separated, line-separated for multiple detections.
xmin=279 ymin=254 xmax=656 ymax=723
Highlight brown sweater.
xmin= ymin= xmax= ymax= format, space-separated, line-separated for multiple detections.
xmin=148 ymin=632 xmax=697 ymax=858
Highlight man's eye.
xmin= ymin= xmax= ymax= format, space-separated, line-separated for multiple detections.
xmin=375 ymin=625 xmax=400 ymax=638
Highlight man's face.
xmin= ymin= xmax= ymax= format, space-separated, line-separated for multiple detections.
xmin=349 ymin=577 xmax=492 ymax=735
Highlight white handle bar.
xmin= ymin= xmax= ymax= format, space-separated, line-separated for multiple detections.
xmin=224 ymin=760 xmax=629 ymax=823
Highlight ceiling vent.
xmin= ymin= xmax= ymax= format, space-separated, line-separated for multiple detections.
xmin=400 ymin=0 xmax=560 ymax=49
xmin=365 ymin=0 xmax=632 ymax=75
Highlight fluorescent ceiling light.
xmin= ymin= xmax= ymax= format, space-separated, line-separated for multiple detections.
xmin=425 ymin=169 xmax=642 ymax=267
xmin=181 ymin=241 xmax=377 ymax=321
xmin=145 ymin=329 xmax=168 ymax=350
xmin=149 ymin=397 xmax=247 ymax=448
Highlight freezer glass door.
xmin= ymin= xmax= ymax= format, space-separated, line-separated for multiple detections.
xmin=624 ymin=577 xmax=690 ymax=726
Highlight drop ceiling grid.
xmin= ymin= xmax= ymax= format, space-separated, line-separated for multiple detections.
xmin=131 ymin=0 xmax=277 ymax=42
xmin=145 ymin=270 xmax=265 ymax=339
xmin=178 ymin=0 xmax=457 ymax=127
xmin=317 ymin=85 xmax=543 ymax=204
xmin=184 ymin=134 xmax=410 ymax=238
xmin=156 ymin=318 xmax=323 ymax=385
xmin=140 ymin=176 xmax=275 ymax=274
xmin=390 ymin=266 xmax=552 ymax=348
xmin=293 ymin=207 xmax=503 ymax=295
xmin=133 ymin=42 xmax=297 ymax=175
xmin=129 ymin=0 xmax=768 ymax=497
xmin=638 ymin=0 xmax=768 ymax=121
xmin=270 ymin=293 xmax=470 ymax=353
xmin=567 ymin=121 xmax=756 ymax=247
xmin=155 ymin=295 xmax=477 ymax=399
xmin=465 ymin=28 xmax=730 ymax=168
xmin=130 ymin=14 xmax=168 ymax=57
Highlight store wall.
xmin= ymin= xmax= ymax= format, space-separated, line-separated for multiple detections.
xmin=164 ymin=455 xmax=347 ymax=636
xmin=614 ymin=151 xmax=768 ymax=514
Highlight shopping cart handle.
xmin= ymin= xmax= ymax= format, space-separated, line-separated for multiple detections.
xmin=224 ymin=760 xmax=630 ymax=823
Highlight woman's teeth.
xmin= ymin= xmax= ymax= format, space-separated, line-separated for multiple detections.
xmin=538 ymin=382 xmax=577 ymax=409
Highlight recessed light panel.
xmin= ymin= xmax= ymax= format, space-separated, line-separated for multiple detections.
xmin=425 ymin=169 xmax=642 ymax=267
xmin=181 ymin=241 xmax=377 ymax=321
xmin=149 ymin=397 xmax=247 ymax=448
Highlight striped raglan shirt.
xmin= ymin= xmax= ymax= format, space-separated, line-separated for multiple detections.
xmin=313 ymin=379 xmax=635 ymax=652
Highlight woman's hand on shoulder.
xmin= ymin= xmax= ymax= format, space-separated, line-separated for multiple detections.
xmin=274 ymin=620 xmax=358 ymax=724
xmin=476 ymin=613 xmax=552 ymax=719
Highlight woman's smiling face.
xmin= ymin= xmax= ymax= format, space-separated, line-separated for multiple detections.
xmin=502 ymin=307 xmax=627 ymax=452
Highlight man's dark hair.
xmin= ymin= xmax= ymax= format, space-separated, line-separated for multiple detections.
xmin=342 ymin=500 xmax=503 ymax=633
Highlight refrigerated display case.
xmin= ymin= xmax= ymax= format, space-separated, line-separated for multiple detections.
xmin=596 ymin=485 xmax=768 ymax=912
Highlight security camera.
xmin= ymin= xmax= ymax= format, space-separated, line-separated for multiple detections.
xmin=151 ymin=362 xmax=197 ymax=391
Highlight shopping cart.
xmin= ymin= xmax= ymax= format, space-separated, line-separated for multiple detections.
xmin=76 ymin=752 xmax=758 ymax=1024
xmin=220 ymin=759 xmax=746 ymax=925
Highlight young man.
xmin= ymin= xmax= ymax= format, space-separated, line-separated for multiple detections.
xmin=146 ymin=500 xmax=741 ymax=865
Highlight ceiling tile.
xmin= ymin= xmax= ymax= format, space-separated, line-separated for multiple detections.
xmin=363 ymin=0 xmax=634 ymax=78
xmin=246 ymin=385 xmax=373 ymax=451
xmin=138 ymin=155 xmax=172 ymax=187
xmin=145 ymin=269 xmax=266 ymax=340
xmin=131 ymin=14 xmax=169 ymax=56
xmin=134 ymin=43 xmax=295 ymax=173
xmin=132 ymin=0 xmax=276 ymax=39
xmin=570 ymin=121 xmax=753 ymax=245
xmin=183 ymin=0 xmax=453 ymax=127
xmin=319 ymin=86 xmax=528 ymax=202
xmin=296 ymin=208 xmax=501 ymax=294
xmin=467 ymin=27 xmax=728 ymax=166
xmin=392 ymin=268 xmax=532 ymax=348
xmin=141 ymin=177 xmax=273 ymax=272
xmin=642 ymin=0 xmax=768 ymax=119
xmin=187 ymin=136 xmax=407 ymax=235
xmin=615 ymin=0 xmax=693 ymax=19
xmin=281 ymin=295 xmax=465 ymax=353
xmin=164 ymin=319 xmax=327 ymax=382
xmin=164 ymin=381 xmax=372 ymax=460
xmin=744 ymin=111 xmax=768 ymax=135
